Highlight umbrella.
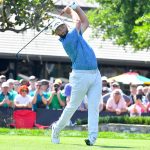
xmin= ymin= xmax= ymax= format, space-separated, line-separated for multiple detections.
xmin=108 ymin=72 xmax=150 ymax=84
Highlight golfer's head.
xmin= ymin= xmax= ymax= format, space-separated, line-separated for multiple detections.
xmin=50 ymin=19 xmax=68 ymax=38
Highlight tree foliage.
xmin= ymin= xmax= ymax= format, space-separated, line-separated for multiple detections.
xmin=0 ymin=0 xmax=54 ymax=33
xmin=87 ymin=0 xmax=150 ymax=51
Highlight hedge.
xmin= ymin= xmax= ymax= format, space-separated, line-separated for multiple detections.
xmin=76 ymin=116 xmax=150 ymax=125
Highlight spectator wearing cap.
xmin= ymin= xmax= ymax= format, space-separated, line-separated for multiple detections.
xmin=101 ymin=76 xmax=109 ymax=88
xmin=28 ymin=76 xmax=37 ymax=96
xmin=54 ymin=78 xmax=62 ymax=86
xmin=14 ymin=85 xmax=35 ymax=110
xmin=0 ymin=82 xmax=14 ymax=108
xmin=106 ymin=89 xmax=127 ymax=115
xmin=102 ymin=82 xmax=131 ymax=110
xmin=7 ymin=79 xmax=18 ymax=99
xmin=0 ymin=75 xmax=6 ymax=91
xmin=48 ymin=82 xmax=66 ymax=110
xmin=0 ymin=75 xmax=6 ymax=83
xmin=13 ymin=80 xmax=21 ymax=94
xmin=40 ymin=79 xmax=50 ymax=92
xmin=32 ymin=81 xmax=49 ymax=111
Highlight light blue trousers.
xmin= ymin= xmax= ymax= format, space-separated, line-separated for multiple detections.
xmin=55 ymin=69 xmax=102 ymax=144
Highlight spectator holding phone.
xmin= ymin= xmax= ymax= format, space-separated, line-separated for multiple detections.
xmin=128 ymin=94 xmax=147 ymax=116
xmin=48 ymin=82 xmax=66 ymax=110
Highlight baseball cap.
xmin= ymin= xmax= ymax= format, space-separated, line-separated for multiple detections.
xmin=1 ymin=82 xmax=9 ymax=88
xmin=29 ymin=75 xmax=37 ymax=81
xmin=7 ymin=79 xmax=14 ymax=84
xmin=112 ymin=82 xmax=119 ymax=87
xmin=54 ymin=78 xmax=62 ymax=85
xmin=41 ymin=79 xmax=49 ymax=85
xmin=101 ymin=76 xmax=108 ymax=81
xmin=0 ymin=75 xmax=6 ymax=79
xmin=50 ymin=19 xmax=65 ymax=33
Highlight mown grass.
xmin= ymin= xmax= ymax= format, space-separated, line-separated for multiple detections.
xmin=0 ymin=135 xmax=150 ymax=150
xmin=0 ymin=128 xmax=150 ymax=150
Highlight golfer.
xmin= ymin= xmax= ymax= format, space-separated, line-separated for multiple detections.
xmin=50 ymin=2 xmax=102 ymax=146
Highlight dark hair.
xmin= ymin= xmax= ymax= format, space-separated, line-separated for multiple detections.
xmin=136 ymin=94 xmax=142 ymax=101
xmin=54 ymin=84 xmax=59 ymax=92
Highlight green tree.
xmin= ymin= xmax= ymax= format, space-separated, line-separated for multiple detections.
xmin=87 ymin=0 xmax=150 ymax=51
xmin=0 ymin=0 xmax=54 ymax=33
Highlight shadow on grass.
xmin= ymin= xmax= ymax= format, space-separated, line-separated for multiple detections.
xmin=65 ymin=143 xmax=133 ymax=149
xmin=95 ymin=145 xmax=133 ymax=149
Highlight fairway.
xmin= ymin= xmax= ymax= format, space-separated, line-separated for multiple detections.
xmin=0 ymin=135 xmax=150 ymax=150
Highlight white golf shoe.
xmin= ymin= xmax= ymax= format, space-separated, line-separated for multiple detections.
xmin=51 ymin=123 xmax=60 ymax=144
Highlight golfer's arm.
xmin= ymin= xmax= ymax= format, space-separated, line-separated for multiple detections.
xmin=71 ymin=6 xmax=89 ymax=33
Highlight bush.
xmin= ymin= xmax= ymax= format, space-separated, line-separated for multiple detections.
xmin=76 ymin=116 xmax=150 ymax=125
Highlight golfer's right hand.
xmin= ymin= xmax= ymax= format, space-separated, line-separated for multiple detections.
xmin=60 ymin=6 xmax=72 ymax=16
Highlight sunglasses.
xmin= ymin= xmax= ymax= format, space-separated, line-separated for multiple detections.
xmin=21 ymin=90 xmax=27 ymax=92
xmin=114 ymin=92 xmax=121 ymax=95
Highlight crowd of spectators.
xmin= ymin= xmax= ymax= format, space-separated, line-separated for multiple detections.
xmin=101 ymin=76 xmax=150 ymax=116
xmin=0 ymin=74 xmax=150 ymax=117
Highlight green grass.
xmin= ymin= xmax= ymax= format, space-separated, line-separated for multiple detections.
xmin=0 ymin=128 xmax=150 ymax=150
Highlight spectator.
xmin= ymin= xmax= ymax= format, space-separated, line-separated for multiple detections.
xmin=7 ymin=79 xmax=18 ymax=99
xmin=64 ymin=83 xmax=88 ymax=111
xmin=129 ymin=84 xmax=137 ymax=105
xmin=136 ymin=85 xmax=146 ymax=104
xmin=48 ymin=82 xmax=66 ymax=110
xmin=0 ymin=75 xmax=6 ymax=83
xmin=40 ymin=79 xmax=50 ymax=93
xmin=128 ymin=94 xmax=147 ymax=116
xmin=101 ymin=76 xmax=108 ymax=88
xmin=142 ymin=86 xmax=149 ymax=104
xmin=0 ymin=75 xmax=6 ymax=91
xmin=20 ymin=79 xmax=29 ymax=86
xmin=103 ymin=82 xmax=131 ymax=109
xmin=102 ymin=87 xmax=109 ymax=96
xmin=0 ymin=82 xmax=14 ymax=108
xmin=14 ymin=85 xmax=35 ymax=110
xmin=13 ymin=80 xmax=20 ymax=94
xmin=32 ymin=81 xmax=49 ymax=111
xmin=28 ymin=75 xmax=37 ymax=96
xmin=0 ymin=79 xmax=2 ymax=92
xmin=106 ymin=89 xmax=127 ymax=115
xmin=63 ymin=83 xmax=72 ymax=105
xmin=54 ymin=78 xmax=62 ymax=87
xmin=143 ymin=86 xmax=149 ymax=96
xmin=146 ymin=92 xmax=150 ymax=112
xmin=136 ymin=85 xmax=144 ymax=95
